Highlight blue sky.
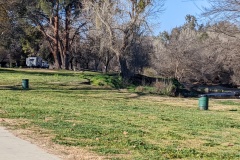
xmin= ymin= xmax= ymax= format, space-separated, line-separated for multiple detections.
xmin=158 ymin=0 xmax=209 ymax=33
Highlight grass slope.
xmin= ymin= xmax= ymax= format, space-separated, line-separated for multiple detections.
xmin=0 ymin=68 xmax=240 ymax=159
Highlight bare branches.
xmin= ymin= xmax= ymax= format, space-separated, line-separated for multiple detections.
xmin=203 ymin=0 xmax=240 ymax=24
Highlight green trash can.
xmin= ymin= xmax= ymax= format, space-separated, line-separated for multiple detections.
xmin=22 ymin=79 xmax=29 ymax=89
xmin=198 ymin=95 xmax=209 ymax=110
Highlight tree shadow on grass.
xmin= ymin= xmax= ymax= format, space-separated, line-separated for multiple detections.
xmin=0 ymin=68 xmax=107 ymax=77
xmin=0 ymin=68 xmax=75 ymax=77
xmin=0 ymin=84 xmax=117 ymax=94
xmin=0 ymin=85 xmax=23 ymax=90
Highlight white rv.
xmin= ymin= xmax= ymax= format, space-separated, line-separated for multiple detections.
xmin=26 ymin=57 xmax=49 ymax=68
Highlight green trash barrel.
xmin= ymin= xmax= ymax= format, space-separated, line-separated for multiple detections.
xmin=22 ymin=79 xmax=29 ymax=89
xmin=198 ymin=95 xmax=209 ymax=110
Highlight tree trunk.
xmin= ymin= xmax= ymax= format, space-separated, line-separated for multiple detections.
xmin=62 ymin=4 xmax=71 ymax=70
xmin=118 ymin=28 xmax=133 ymax=80
xmin=53 ymin=2 xmax=61 ymax=69
xmin=119 ymin=55 xmax=132 ymax=80
xmin=105 ymin=58 xmax=110 ymax=73
xmin=104 ymin=51 xmax=113 ymax=73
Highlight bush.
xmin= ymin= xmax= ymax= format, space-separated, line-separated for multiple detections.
xmin=135 ymin=86 xmax=145 ymax=93
xmin=131 ymin=78 xmax=180 ymax=96
xmin=153 ymin=81 xmax=176 ymax=96
xmin=133 ymin=81 xmax=177 ymax=96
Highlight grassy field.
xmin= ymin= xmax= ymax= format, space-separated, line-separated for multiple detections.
xmin=0 ymin=68 xmax=240 ymax=159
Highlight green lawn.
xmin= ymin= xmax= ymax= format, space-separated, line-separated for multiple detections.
xmin=0 ymin=68 xmax=240 ymax=159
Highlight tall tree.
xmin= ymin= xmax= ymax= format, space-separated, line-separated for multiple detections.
xmin=0 ymin=0 xmax=27 ymax=67
xmin=60 ymin=0 xmax=83 ymax=69
xmin=19 ymin=0 xmax=84 ymax=69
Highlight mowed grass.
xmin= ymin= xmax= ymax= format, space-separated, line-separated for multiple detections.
xmin=0 ymin=68 xmax=240 ymax=159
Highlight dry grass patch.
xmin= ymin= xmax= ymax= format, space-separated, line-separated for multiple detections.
xmin=138 ymin=96 xmax=198 ymax=108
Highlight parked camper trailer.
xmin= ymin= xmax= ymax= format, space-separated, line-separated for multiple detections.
xmin=26 ymin=57 xmax=49 ymax=68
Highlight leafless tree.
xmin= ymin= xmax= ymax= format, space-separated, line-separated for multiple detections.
xmin=153 ymin=15 xmax=237 ymax=85
xmin=202 ymin=0 xmax=240 ymax=85
xmin=84 ymin=0 xmax=164 ymax=79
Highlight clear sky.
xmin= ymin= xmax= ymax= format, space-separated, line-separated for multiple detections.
xmin=158 ymin=0 xmax=209 ymax=33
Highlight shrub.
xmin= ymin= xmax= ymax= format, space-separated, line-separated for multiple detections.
xmin=135 ymin=86 xmax=145 ymax=93
xmin=153 ymin=81 xmax=176 ymax=96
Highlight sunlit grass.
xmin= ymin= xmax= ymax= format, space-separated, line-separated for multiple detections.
xmin=0 ymin=68 xmax=240 ymax=159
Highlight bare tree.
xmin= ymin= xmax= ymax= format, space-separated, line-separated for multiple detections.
xmin=85 ymin=0 xmax=164 ymax=79
xmin=202 ymin=0 xmax=240 ymax=85
xmin=153 ymin=15 xmax=236 ymax=84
